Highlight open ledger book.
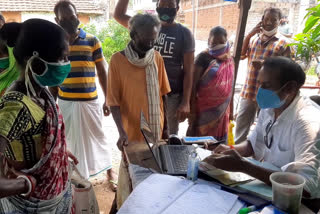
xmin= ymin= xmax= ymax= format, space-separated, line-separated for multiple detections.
xmin=118 ymin=173 xmax=243 ymax=214
xmin=197 ymin=148 xmax=280 ymax=199
xmin=197 ymin=148 xmax=255 ymax=186
xmin=197 ymin=148 xmax=280 ymax=184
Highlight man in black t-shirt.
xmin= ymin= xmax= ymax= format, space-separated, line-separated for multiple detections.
xmin=114 ymin=0 xmax=195 ymax=135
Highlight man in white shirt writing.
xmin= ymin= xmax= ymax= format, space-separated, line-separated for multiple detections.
xmin=204 ymin=57 xmax=320 ymax=212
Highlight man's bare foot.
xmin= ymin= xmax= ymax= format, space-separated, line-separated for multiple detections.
xmin=107 ymin=168 xmax=118 ymax=192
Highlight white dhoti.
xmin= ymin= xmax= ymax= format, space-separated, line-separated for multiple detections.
xmin=59 ymin=98 xmax=112 ymax=179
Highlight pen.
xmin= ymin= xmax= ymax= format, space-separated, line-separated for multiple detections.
xmin=238 ymin=203 xmax=270 ymax=214
xmin=202 ymin=140 xmax=225 ymax=149
xmin=238 ymin=205 xmax=258 ymax=214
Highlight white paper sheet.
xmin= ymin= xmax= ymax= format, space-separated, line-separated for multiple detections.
xmin=162 ymin=183 xmax=239 ymax=214
xmin=196 ymin=147 xmax=212 ymax=161
xmin=118 ymin=174 xmax=239 ymax=214
xmin=228 ymin=200 xmax=245 ymax=214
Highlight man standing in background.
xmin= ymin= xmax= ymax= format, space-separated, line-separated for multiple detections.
xmin=108 ymin=13 xmax=171 ymax=208
xmin=51 ymin=0 xmax=117 ymax=191
xmin=235 ymin=7 xmax=292 ymax=144
xmin=279 ymin=16 xmax=293 ymax=38
xmin=114 ymin=0 xmax=195 ymax=135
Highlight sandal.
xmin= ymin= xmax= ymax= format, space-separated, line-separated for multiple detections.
xmin=108 ymin=180 xmax=118 ymax=192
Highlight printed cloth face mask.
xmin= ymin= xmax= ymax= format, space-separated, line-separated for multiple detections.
xmin=25 ymin=51 xmax=71 ymax=96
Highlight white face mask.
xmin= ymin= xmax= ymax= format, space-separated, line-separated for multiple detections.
xmin=262 ymin=27 xmax=278 ymax=37
xmin=209 ymin=43 xmax=228 ymax=51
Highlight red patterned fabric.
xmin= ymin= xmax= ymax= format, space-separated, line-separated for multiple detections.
xmin=31 ymin=104 xmax=69 ymax=200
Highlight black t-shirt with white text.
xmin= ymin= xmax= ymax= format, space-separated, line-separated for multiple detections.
xmin=154 ymin=24 xmax=195 ymax=94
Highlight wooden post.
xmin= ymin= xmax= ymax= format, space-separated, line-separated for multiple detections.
xmin=230 ymin=0 xmax=252 ymax=120
xmin=192 ymin=0 xmax=196 ymax=35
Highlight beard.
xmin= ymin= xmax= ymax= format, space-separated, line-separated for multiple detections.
xmin=59 ymin=19 xmax=80 ymax=35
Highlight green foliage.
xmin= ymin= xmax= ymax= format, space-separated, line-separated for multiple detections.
xmin=306 ymin=65 xmax=317 ymax=76
xmin=82 ymin=19 xmax=130 ymax=63
xmin=291 ymin=0 xmax=320 ymax=65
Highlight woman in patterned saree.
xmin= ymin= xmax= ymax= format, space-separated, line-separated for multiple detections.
xmin=0 ymin=19 xmax=77 ymax=213
xmin=188 ymin=26 xmax=235 ymax=140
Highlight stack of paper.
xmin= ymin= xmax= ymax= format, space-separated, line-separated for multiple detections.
xmin=118 ymin=174 xmax=242 ymax=214
xmin=237 ymin=179 xmax=273 ymax=200
xmin=236 ymin=158 xmax=281 ymax=200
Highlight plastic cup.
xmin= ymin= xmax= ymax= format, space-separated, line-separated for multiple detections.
xmin=270 ymin=172 xmax=306 ymax=214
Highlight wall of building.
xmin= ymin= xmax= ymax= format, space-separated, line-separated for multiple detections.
xmin=4 ymin=11 xmax=91 ymax=24
xmin=180 ymin=0 xmax=313 ymax=41
xmin=78 ymin=14 xmax=91 ymax=24
xmin=245 ymin=1 xmax=300 ymax=37
xmin=21 ymin=12 xmax=55 ymax=23
xmin=179 ymin=0 xmax=239 ymax=41
xmin=132 ymin=0 xmax=157 ymax=12
xmin=2 ymin=11 xmax=21 ymax=22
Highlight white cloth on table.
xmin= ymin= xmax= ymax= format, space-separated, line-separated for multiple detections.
xmin=248 ymin=94 xmax=320 ymax=199
xmin=59 ymin=98 xmax=112 ymax=179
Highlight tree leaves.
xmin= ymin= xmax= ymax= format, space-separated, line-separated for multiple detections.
xmin=293 ymin=3 xmax=320 ymax=65
xmin=82 ymin=20 xmax=130 ymax=63
xmin=303 ymin=16 xmax=319 ymax=33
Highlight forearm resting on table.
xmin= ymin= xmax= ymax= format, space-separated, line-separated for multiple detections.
xmin=240 ymin=160 xmax=275 ymax=185
xmin=110 ymin=106 xmax=125 ymax=134
xmin=233 ymin=141 xmax=254 ymax=157
xmin=240 ymin=159 xmax=311 ymax=198
xmin=237 ymin=141 xmax=312 ymax=197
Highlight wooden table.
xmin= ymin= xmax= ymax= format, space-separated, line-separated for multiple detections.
xmin=123 ymin=141 xmax=162 ymax=173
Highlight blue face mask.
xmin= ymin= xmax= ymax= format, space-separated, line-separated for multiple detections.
xmin=25 ymin=51 xmax=71 ymax=97
xmin=256 ymin=87 xmax=286 ymax=109
xmin=0 ymin=57 xmax=9 ymax=69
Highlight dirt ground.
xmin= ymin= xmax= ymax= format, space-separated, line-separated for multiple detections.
xmin=93 ymin=182 xmax=115 ymax=214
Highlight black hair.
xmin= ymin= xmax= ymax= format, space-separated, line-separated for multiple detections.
xmin=195 ymin=52 xmax=214 ymax=69
xmin=0 ymin=22 xmax=20 ymax=47
xmin=0 ymin=19 xmax=67 ymax=67
xmin=263 ymin=57 xmax=306 ymax=88
xmin=263 ymin=7 xmax=282 ymax=20
xmin=209 ymin=26 xmax=227 ymax=38
xmin=54 ymin=0 xmax=77 ymax=16
xmin=129 ymin=13 xmax=161 ymax=37
xmin=0 ymin=14 xmax=5 ymax=22
xmin=157 ymin=0 xmax=180 ymax=6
